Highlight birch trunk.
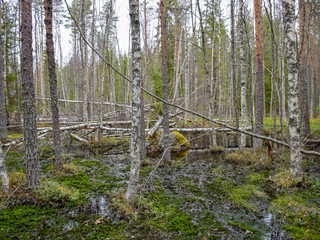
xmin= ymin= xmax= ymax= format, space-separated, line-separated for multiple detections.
xmin=126 ymin=0 xmax=142 ymax=204
xmin=0 ymin=2 xmax=7 ymax=138
xmin=44 ymin=0 xmax=63 ymax=171
xmin=239 ymin=0 xmax=247 ymax=148
xmin=0 ymin=140 xmax=9 ymax=193
xmin=21 ymin=0 xmax=41 ymax=189
xmin=283 ymin=0 xmax=303 ymax=181
xmin=80 ymin=0 xmax=88 ymax=122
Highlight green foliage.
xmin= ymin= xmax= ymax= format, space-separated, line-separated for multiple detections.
xmin=35 ymin=180 xmax=80 ymax=204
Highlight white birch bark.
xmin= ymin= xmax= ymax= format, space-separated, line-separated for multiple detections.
xmin=126 ymin=0 xmax=142 ymax=204
xmin=0 ymin=140 xmax=9 ymax=193
xmin=283 ymin=0 xmax=303 ymax=180
xmin=239 ymin=0 xmax=247 ymax=148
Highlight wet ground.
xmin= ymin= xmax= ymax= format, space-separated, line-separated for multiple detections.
xmin=0 ymin=141 xmax=319 ymax=239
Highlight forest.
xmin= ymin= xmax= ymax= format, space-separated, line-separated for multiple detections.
xmin=0 ymin=0 xmax=319 ymax=239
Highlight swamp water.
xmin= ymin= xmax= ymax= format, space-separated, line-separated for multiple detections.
xmin=1 ymin=141 xmax=318 ymax=239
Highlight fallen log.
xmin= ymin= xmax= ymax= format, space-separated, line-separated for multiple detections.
xmin=70 ymin=133 xmax=89 ymax=144
xmin=170 ymin=127 xmax=252 ymax=133
xmin=36 ymin=97 xmax=131 ymax=108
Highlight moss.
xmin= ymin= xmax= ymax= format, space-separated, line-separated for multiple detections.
xmin=268 ymin=169 xmax=301 ymax=188
xmin=7 ymin=133 xmax=23 ymax=139
xmin=35 ymin=180 xmax=80 ymax=205
xmin=60 ymin=163 xmax=83 ymax=175
xmin=9 ymin=171 xmax=26 ymax=187
xmin=172 ymin=131 xmax=190 ymax=147
xmin=0 ymin=171 xmax=27 ymax=190
xmin=270 ymin=194 xmax=320 ymax=239
xmin=57 ymin=172 xmax=91 ymax=193
xmin=230 ymin=184 xmax=268 ymax=211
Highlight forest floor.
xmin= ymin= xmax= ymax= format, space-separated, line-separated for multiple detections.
xmin=0 ymin=123 xmax=320 ymax=239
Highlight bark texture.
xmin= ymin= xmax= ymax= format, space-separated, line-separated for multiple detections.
xmin=239 ymin=0 xmax=247 ymax=148
xmin=126 ymin=0 xmax=142 ymax=204
xmin=254 ymin=0 xmax=264 ymax=148
xmin=312 ymin=3 xmax=318 ymax=118
xmin=81 ymin=0 xmax=89 ymax=122
xmin=231 ymin=0 xmax=239 ymax=143
xmin=299 ymin=0 xmax=310 ymax=138
xmin=160 ymin=0 xmax=170 ymax=162
xmin=0 ymin=3 xmax=7 ymax=138
xmin=21 ymin=0 xmax=41 ymax=189
xmin=44 ymin=0 xmax=63 ymax=171
xmin=283 ymin=0 xmax=303 ymax=181
xmin=0 ymin=140 xmax=9 ymax=193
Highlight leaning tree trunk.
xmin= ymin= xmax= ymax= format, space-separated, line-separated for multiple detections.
xmin=283 ymin=0 xmax=303 ymax=181
xmin=126 ymin=0 xmax=142 ymax=204
xmin=0 ymin=2 xmax=7 ymax=138
xmin=239 ymin=0 xmax=247 ymax=148
xmin=254 ymin=0 xmax=264 ymax=148
xmin=21 ymin=0 xmax=41 ymax=189
xmin=160 ymin=0 xmax=170 ymax=162
xmin=44 ymin=0 xmax=63 ymax=171
xmin=0 ymin=140 xmax=9 ymax=193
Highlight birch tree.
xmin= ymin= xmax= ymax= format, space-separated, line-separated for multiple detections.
xmin=239 ymin=0 xmax=247 ymax=148
xmin=80 ymin=0 xmax=89 ymax=122
xmin=0 ymin=1 xmax=7 ymax=138
xmin=21 ymin=0 xmax=41 ymax=189
xmin=0 ymin=140 xmax=9 ymax=193
xmin=126 ymin=0 xmax=142 ymax=204
xmin=283 ymin=0 xmax=303 ymax=181
xmin=254 ymin=0 xmax=264 ymax=148
xmin=44 ymin=0 xmax=63 ymax=171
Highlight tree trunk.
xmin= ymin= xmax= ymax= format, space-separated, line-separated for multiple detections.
xmin=0 ymin=2 xmax=7 ymax=138
xmin=0 ymin=140 xmax=9 ymax=193
xmin=21 ymin=0 xmax=41 ymax=189
xmin=126 ymin=0 xmax=142 ymax=204
xmin=312 ymin=2 xmax=318 ymax=118
xmin=239 ymin=0 xmax=247 ymax=148
xmin=254 ymin=0 xmax=264 ymax=148
xmin=231 ymin=0 xmax=239 ymax=145
xmin=218 ymin=2 xmax=222 ymax=119
xmin=80 ymin=0 xmax=88 ymax=122
xmin=283 ymin=0 xmax=303 ymax=181
xmin=299 ymin=0 xmax=310 ymax=138
xmin=160 ymin=0 xmax=170 ymax=162
xmin=44 ymin=0 xmax=63 ymax=171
